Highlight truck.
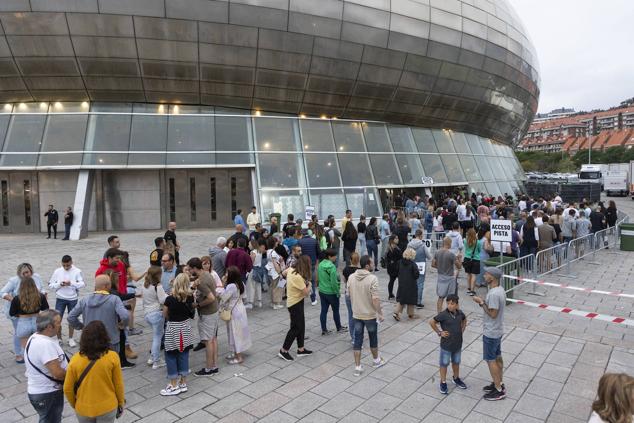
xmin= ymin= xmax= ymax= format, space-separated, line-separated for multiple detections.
xmin=579 ymin=164 xmax=604 ymax=189
xmin=604 ymin=170 xmax=629 ymax=196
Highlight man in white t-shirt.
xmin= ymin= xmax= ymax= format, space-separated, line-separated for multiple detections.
xmin=48 ymin=255 xmax=85 ymax=348
xmin=24 ymin=310 xmax=68 ymax=423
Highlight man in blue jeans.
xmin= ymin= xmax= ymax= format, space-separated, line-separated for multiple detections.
xmin=408 ymin=230 xmax=432 ymax=309
xmin=347 ymin=256 xmax=385 ymax=376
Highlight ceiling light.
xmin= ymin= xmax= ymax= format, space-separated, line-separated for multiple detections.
xmin=54 ymin=102 xmax=62 ymax=109
xmin=264 ymin=142 xmax=270 ymax=149
xmin=320 ymin=115 xmax=327 ymax=119
xmin=300 ymin=114 xmax=306 ymax=118
xmin=39 ymin=102 xmax=47 ymax=109
xmin=339 ymin=146 xmax=344 ymax=151
xmin=81 ymin=101 xmax=89 ymax=109
xmin=254 ymin=110 xmax=262 ymax=117
xmin=4 ymin=104 xmax=11 ymax=111
xmin=172 ymin=105 xmax=179 ymax=114
xmin=18 ymin=103 xmax=26 ymax=110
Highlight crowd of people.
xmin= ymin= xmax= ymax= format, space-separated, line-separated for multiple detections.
xmin=0 ymin=193 xmax=626 ymax=422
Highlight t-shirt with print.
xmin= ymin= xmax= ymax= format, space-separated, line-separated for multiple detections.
xmin=25 ymin=333 xmax=68 ymax=394
xmin=434 ymin=309 xmax=466 ymax=353
xmin=196 ymin=272 xmax=218 ymax=315
xmin=483 ymin=286 xmax=505 ymax=339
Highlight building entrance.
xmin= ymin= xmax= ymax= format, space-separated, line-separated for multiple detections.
xmin=378 ymin=185 xmax=469 ymax=213
xmin=0 ymin=171 xmax=38 ymax=233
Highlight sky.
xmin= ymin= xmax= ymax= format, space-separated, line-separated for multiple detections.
xmin=508 ymin=0 xmax=634 ymax=114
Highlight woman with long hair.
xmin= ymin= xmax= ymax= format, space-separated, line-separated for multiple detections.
xmin=386 ymin=235 xmax=403 ymax=300
xmin=142 ymin=266 xmax=166 ymax=369
xmin=393 ymin=248 xmax=420 ymax=321
xmin=161 ymin=273 xmax=195 ymax=396
xmin=278 ymin=256 xmax=313 ymax=361
xmin=341 ymin=219 xmax=358 ymax=267
xmin=9 ymin=277 xmax=49 ymax=352
xmin=1 ymin=263 xmax=45 ymax=362
xmin=462 ymin=228 xmax=481 ymax=296
xmin=519 ymin=216 xmax=539 ymax=257
xmin=220 ymin=266 xmax=252 ymax=364
xmin=120 ymin=251 xmax=145 ymax=336
xmin=64 ymin=321 xmax=124 ymax=423
xmin=590 ymin=373 xmax=634 ymax=423
xmin=606 ymin=200 xmax=618 ymax=228
xmin=365 ymin=217 xmax=380 ymax=269
xmin=103 ymin=269 xmax=137 ymax=368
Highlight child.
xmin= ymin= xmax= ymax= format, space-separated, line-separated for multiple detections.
xmin=429 ymin=294 xmax=467 ymax=394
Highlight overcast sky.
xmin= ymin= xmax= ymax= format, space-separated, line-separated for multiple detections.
xmin=508 ymin=0 xmax=634 ymax=114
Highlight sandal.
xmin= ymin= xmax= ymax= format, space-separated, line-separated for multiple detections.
xmin=392 ymin=313 xmax=400 ymax=321
xmin=408 ymin=314 xmax=420 ymax=320
xmin=228 ymin=358 xmax=243 ymax=365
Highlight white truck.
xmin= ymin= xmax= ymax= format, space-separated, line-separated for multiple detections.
xmin=604 ymin=170 xmax=629 ymax=196
xmin=579 ymin=164 xmax=604 ymax=189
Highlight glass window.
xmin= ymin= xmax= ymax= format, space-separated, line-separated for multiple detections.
xmin=369 ymin=154 xmax=402 ymax=186
xmin=310 ymin=188 xmax=346 ymax=219
xmin=469 ymin=182 xmax=487 ymax=195
xmin=479 ymin=137 xmax=496 ymax=155
xmin=394 ymin=154 xmax=425 ymax=185
xmin=465 ymin=133 xmax=484 ymax=154
xmin=0 ymin=115 xmax=47 ymax=166
xmin=450 ymin=132 xmax=471 ymax=154
xmin=254 ymin=117 xmax=296 ymax=151
xmin=485 ymin=182 xmax=502 ymax=197
xmin=0 ymin=115 xmax=11 ymax=152
xmin=167 ymin=115 xmax=214 ymax=165
xmin=489 ymin=157 xmax=506 ymax=181
xmin=83 ymin=112 xmax=131 ymax=166
xmin=332 ymin=121 xmax=366 ymax=152
xmin=345 ymin=188 xmax=381 ymax=218
xmin=337 ymin=153 xmax=373 ymax=187
xmin=411 ymin=128 xmax=438 ymax=153
xmin=260 ymin=189 xmax=308 ymax=223
xmin=420 ymin=154 xmax=448 ymax=184
xmin=362 ymin=123 xmax=392 ymax=152
xmin=303 ymin=153 xmax=341 ymax=187
xmin=128 ymin=114 xmax=167 ymax=166
xmin=432 ymin=129 xmax=456 ymax=153
xmin=475 ymin=155 xmax=493 ymax=181
xmin=258 ymin=153 xmax=304 ymax=188
xmin=216 ymin=115 xmax=252 ymax=165
xmin=39 ymin=114 xmax=87 ymax=166
xmin=387 ymin=126 xmax=417 ymax=152
xmin=458 ymin=155 xmax=481 ymax=181
xmin=299 ymin=119 xmax=336 ymax=151
xmin=440 ymin=154 xmax=466 ymax=183
xmin=498 ymin=181 xmax=513 ymax=197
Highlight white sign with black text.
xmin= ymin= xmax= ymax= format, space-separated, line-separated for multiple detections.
xmin=490 ymin=220 xmax=513 ymax=243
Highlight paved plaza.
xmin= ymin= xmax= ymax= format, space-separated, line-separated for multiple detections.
xmin=1 ymin=196 xmax=633 ymax=423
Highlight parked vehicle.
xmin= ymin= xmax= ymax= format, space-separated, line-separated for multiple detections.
xmin=579 ymin=164 xmax=603 ymax=189
xmin=604 ymin=171 xmax=629 ymax=196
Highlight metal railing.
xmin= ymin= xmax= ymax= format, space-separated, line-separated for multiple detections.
xmin=535 ymin=243 xmax=571 ymax=277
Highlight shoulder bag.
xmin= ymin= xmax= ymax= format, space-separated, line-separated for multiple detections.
xmin=220 ymin=296 xmax=239 ymax=321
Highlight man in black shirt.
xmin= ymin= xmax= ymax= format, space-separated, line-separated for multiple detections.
xmin=150 ymin=237 xmax=165 ymax=266
xmin=228 ymin=224 xmax=249 ymax=252
xmin=164 ymin=221 xmax=180 ymax=266
xmin=44 ymin=204 xmax=59 ymax=239
xmin=62 ymin=206 xmax=73 ymax=240
xmin=282 ymin=214 xmax=295 ymax=239
xmin=430 ymin=294 xmax=467 ymax=394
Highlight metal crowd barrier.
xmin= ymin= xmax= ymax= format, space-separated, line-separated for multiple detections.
xmin=535 ymin=243 xmax=571 ymax=277
xmin=496 ymin=255 xmax=536 ymax=297
xmin=567 ymin=233 xmax=595 ymax=263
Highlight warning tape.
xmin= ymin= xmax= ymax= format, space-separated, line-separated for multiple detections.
xmin=508 ymin=298 xmax=634 ymax=326
xmin=503 ymin=275 xmax=634 ymax=299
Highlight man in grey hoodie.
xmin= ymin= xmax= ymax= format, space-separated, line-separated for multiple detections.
xmin=209 ymin=237 xmax=228 ymax=279
xmin=68 ymin=275 xmax=129 ymax=352
xmin=408 ymin=229 xmax=433 ymax=309
xmin=447 ymin=222 xmax=464 ymax=256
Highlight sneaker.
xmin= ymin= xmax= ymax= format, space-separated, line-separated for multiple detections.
xmin=439 ymin=381 xmax=448 ymax=394
xmin=453 ymin=377 xmax=467 ymax=389
xmin=193 ymin=342 xmax=206 ymax=352
xmin=415 ymin=304 xmax=425 ymax=309
xmin=311 ymin=300 xmax=318 ymax=306
xmin=273 ymin=304 xmax=284 ymax=310
xmin=296 ymin=349 xmax=313 ymax=357
xmin=152 ymin=360 xmax=166 ymax=369
xmin=147 ymin=357 xmax=154 ymax=366
xmin=353 ymin=366 xmax=364 ymax=376
xmin=68 ymin=338 xmax=77 ymax=348
xmin=245 ymin=303 xmax=253 ymax=310
xmin=278 ymin=350 xmax=294 ymax=362
xmin=129 ymin=328 xmax=143 ymax=336
xmin=179 ymin=383 xmax=188 ymax=392
xmin=194 ymin=367 xmax=219 ymax=376
xmin=483 ymin=388 xmax=506 ymax=401
xmin=256 ymin=301 xmax=262 ymax=308
xmin=321 ymin=329 xmax=332 ymax=336
xmin=483 ymin=382 xmax=505 ymax=393
xmin=372 ymin=357 xmax=386 ymax=368
xmin=388 ymin=295 xmax=395 ymax=301
xmin=121 ymin=361 xmax=136 ymax=370
xmin=337 ymin=326 xmax=348 ymax=333
xmin=467 ymin=290 xmax=475 ymax=297
xmin=160 ymin=384 xmax=181 ymax=396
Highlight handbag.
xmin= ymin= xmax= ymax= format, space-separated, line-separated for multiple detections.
xmin=220 ymin=296 xmax=239 ymax=321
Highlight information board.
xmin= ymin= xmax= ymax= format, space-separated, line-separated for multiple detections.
xmin=490 ymin=220 xmax=513 ymax=243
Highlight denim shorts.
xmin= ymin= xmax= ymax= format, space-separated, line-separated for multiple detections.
xmin=439 ymin=348 xmax=461 ymax=367
xmin=54 ymin=298 xmax=77 ymax=318
xmin=352 ymin=318 xmax=378 ymax=351
xmin=483 ymin=335 xmax=502 ymax=361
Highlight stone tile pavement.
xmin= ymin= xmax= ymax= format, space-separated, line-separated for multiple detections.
xmin=0 ymin=196 xmax=633 ymax=422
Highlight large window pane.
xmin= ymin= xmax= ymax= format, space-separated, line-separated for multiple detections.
xmin=216 ymin=115 xmax=252 ymax=164
xmin=345 ymin=188 xmax=381 ymax=217
xmin=485 ymin=182 xmax=502 ymax=197
xmin=369 ymin=154 xmax=402 ymax=185
xmin=332 ymin=121 xmax=366 ymax=152
xmin=0 ymin=115 xmax=11 ymax=152
xmin=388 ymin=126 xmax=417 ymax=152
xmin=304 ymin=153 xmax=341 ymax=187
xmin=260 ymin=189 xmax=308 ymax=223
xmin=395 ymin=154 xmax=425 ymax=185
xmin=432 ymin=129 xmax=456 ymax=153
xmin=475 ymin=155 xmax=493 ymax=180
xmin=450 ymin=132 xmax=472 ymax=154
xmin=489 ymin=157 xmax=506 ymax=181
xmin=465 ymin=133 xmax=484 ymax=154
xmin=83 ymin=113 xmax=131 ymax=165
xmin=310 ymin=188 xmax=346 ymax=219
xmin=458 ymin=155 xmax=481 ymax=181
xmin=1 ymin=115 xmax=46 ymax=166
xmin=479 ymin=137 xmax=496 ymax=155
xmin=411 ymin=128 xmax=438 ymax=153
xmin=167 ymin=115 xmax=214 ymax=165
xmin=258 ymin=153 xmax=304 ymax=188
xmin=420 ymin=154 xmax=448 ymax=183
xmin=440 ymin=154 xmax=466 ymax=183
xmin=498 ymin=181 xmax=513 ymax=197
xmin=254 ymin=118 xmax=296 ymax=151
xmin=338 ymin=153 xmax=373 ymax=186
xmin=39 ymin=114 xmax=87 ymax=166
xmin=363 ymin=123 xmax=392 ymax=152
xmin=300 ymin=120 xmax=336 ymax=151
xmin=470 ymin=182 xmax=488 ymax=195
xmin=129 ymin=114 xmax=167 ymax=165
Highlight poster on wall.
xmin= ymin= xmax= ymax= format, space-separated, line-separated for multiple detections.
xmin=305 ymin=205 xmax=315 ymax=220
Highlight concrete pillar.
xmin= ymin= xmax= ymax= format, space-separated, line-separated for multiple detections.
xmin=70 ymin=170 xmax=94 ymax=240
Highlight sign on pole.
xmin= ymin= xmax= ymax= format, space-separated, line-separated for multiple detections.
xmin=490 ymin=220 xmax=513 ymax=243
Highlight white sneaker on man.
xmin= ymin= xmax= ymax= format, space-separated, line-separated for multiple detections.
xmin=245 ymin=303 xmax=253 ymax=310
xmin=147 ymin=357 xmax=154 ymax=366
xmin=152 ymin=359 xmax=166 ymax=369
xmin=68 ymin=338 xmax=77 ymax=348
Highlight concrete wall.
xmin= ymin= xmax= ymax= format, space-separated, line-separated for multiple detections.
xmin=102 ymin=170 xmax=161 ymax=230
xmin=38 ymin=171 xmax=97 ymax=232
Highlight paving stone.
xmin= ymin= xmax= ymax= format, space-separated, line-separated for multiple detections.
xmin=241 ymin=392 xmax=291 ymax=419
xmin=280 ymin=391 xmax=328 ymax=418
xmin=338 ymin=410 xmax=378 ymax=423
xmin=215 ymin=410 xmax=257 ymax=423
xmin=309 ymin=376 xmax=353 ymax=399
xmin=317 ymin=391 xmax=366 ymax=419
xmin=205 ymin=391 xmax=254 ymax=418
xmin=345 ymin=376 xmax=388 ymax=399
xmin=505 ymin=411 xmax=544 ymax=423
xmin=462 ymin=410 xmax=503 ymax=423
xmin=552 ymin=393 xmax=593 ymax=421
xmin=472 ymin=396 xmax=517 ymax=420
xmin=297 ymin=410 xmax=337 ymax=423
xmin=436 ymin=391 xmax=479 ymax=420
xmin=381 ymin=409 xmax=420 ymax=423
xmin=526 ymin=377 xmax=564 ymax=399
xmin=257 ymin=410 xmax=298 ymax=423
xmin=547 ymin=411 xmax=587 ymax=423
xmin=396 ymin=392 xmax=440 ymax=419
xmin=239 ymin=374 xmax=285 ymax=398
xmin=420 ymin=411 xmax=461 ymax=423
xmin=355 ymin=392 xmax=402 ymax=420
xmin=513 ymin=392 xmax=555 ymax=420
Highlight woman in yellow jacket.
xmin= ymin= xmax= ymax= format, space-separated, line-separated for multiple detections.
xmin=64 ymin=320 xmax=125 ymax=422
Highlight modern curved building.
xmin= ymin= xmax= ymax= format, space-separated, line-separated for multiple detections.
xmin=0 ymin=0 xmax=539 ymax=234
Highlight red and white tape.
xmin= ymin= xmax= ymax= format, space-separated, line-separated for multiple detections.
xmin=504 ymin=275 xmax=634 ymax=299
xmin=508 ymin=298 xmax=634 ymax=326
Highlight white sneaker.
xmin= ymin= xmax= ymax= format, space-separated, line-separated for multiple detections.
xmin=256 ymin=301 xmax=262 ymax=308
xmin=68 ymin=338 xmax=77 ymax=348
xmin=372 ymin=357 xmax=386 ymax=368
xmin=152 ymin=359 xmax=166 ymax=369
xmin=353 ymin=366 xmax=364 ymax=377
xmin=147 ymin=357 xmax=154 ymax=366
xmin=311 ymin=300 xmax=318 ymax=306
xmin=245 ymin=303 xmax=253 ymax=310
xmin=160 ymin=384 xmax=181 ymax=396
xmin=179 ymin=383 xmax=188 ymax=392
